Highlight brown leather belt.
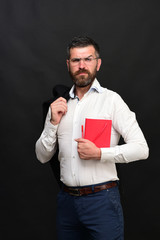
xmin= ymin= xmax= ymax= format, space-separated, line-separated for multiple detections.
xmin=63 ymin=181 xmax=117 ymax=196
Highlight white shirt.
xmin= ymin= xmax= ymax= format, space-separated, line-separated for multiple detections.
xmin=35 ymin=79 xmax=149 ymax=186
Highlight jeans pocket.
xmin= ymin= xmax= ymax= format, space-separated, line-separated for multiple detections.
xmin=107 ymin=187 xmax=122 ymax=214
xmin=107 ymin=187 xmax=124 ymax=238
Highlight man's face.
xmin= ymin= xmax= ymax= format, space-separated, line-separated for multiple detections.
xmin=67 ymin=46 xmax=101 ymax=88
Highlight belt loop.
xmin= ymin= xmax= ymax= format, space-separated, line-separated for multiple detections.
xmin=91 ymin=185 xmax=94 ymax=193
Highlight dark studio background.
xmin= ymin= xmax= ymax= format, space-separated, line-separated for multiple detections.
xmin=0 ymin=0 xmax=159 ymax=239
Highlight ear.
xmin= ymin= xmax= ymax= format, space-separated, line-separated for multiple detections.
xmin=97 ymin=58 xmax=102 ymax=71
xmin=66 ymin=60 xmax=69 ymax=71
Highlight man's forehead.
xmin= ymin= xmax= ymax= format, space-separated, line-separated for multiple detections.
xmin=70 ymin=45 xmax=96 ymax=57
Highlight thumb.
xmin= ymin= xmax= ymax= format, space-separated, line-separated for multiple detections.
xmin=75 ymin=138 xmax=81 ymax=142
xmin=75 ymin=138 xmax=87 ymax=143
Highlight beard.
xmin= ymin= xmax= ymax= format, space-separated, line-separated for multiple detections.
xmin=69 ymin=68 xmax=97 ymax=88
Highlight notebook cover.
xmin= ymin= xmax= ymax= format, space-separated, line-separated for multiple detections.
xmin=84 ymin=118 xmax=112 ymax=148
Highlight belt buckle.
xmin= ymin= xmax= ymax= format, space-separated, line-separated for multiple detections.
xmin=69 ymin=188 xmax=81 ymax=196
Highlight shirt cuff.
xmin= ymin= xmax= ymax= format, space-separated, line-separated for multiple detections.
xmin=100 ymin=147 xmax=115 ymax=163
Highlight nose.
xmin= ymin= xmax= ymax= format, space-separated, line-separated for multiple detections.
xmin=79 ymin=59 xmax=86 ymax=69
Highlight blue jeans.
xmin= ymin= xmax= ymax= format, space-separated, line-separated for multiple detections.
xmin=56 ymin=182 xmax=124 ymax=240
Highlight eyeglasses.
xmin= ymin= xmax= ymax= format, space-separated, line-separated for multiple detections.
xmin=69 ymin=56 xmax=99 ymax=66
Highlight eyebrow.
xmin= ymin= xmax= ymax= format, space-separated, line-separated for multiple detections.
xmin=85 ymin=55 xmax=93 ymax=58
xmin=73 ymin=55 xmax=94 ymax=59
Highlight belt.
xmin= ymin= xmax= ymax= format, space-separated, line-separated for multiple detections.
xmin=63 ymin=181 xmax=117 ymax=196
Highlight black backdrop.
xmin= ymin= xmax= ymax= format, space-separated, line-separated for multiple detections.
xmin=0 ymin=0 xmax=159 ymax=239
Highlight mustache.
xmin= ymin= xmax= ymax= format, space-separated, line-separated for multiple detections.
xmin=74 ymin=69 xmax=90 ymax=76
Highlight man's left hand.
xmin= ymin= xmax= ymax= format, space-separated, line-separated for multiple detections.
xmin=75 ymin=138 xmax=101 ymax=160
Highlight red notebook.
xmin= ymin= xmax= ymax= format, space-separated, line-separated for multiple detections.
xmin=84 ymin=118 xmax=112 ymax=148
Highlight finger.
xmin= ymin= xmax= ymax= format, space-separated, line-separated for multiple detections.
xmin=53 ymin=97 xmax=67 ymax=103
xmin=79 ymin=153 xmax=89 ymax=160
xmin=51 ymin=102 xmax=67 ymax=113
xmin=75 ymin=138 xmax=87 ymax=143
xmin=51 ymin=100 xmax=67 ymax=108
xmin=54 ymin=102 xmax=67 ymax=111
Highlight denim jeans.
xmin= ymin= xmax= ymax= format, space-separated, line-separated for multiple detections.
xmin=56 ymin=182 xmax=124 ymax=240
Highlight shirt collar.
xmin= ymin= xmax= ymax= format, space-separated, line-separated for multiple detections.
xmin=69 ymin=78 xmax=105 ymax=99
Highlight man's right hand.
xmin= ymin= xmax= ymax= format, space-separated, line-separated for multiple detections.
xmin=50 ymin=97 xmax=67 ymax=125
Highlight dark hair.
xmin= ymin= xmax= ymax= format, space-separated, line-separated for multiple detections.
xmin=67 ymin=36 xmax=100 ymax=59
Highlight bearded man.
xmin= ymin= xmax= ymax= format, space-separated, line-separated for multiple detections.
xmin=35 ymin=36 xmax=149 ymax=240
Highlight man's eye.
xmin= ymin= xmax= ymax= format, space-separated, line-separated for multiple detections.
xmin=85 ymin=58 xmax=92 ymax=62
xmin=72 ymin=58 xmax=80 ymax=63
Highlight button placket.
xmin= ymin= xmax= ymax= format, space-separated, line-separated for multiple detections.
xmin=71 ymin=101 xmax=82 ymax=183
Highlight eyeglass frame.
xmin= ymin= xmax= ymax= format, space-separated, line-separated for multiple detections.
xmin=68 ymin=55 xmax=100 ymax=66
